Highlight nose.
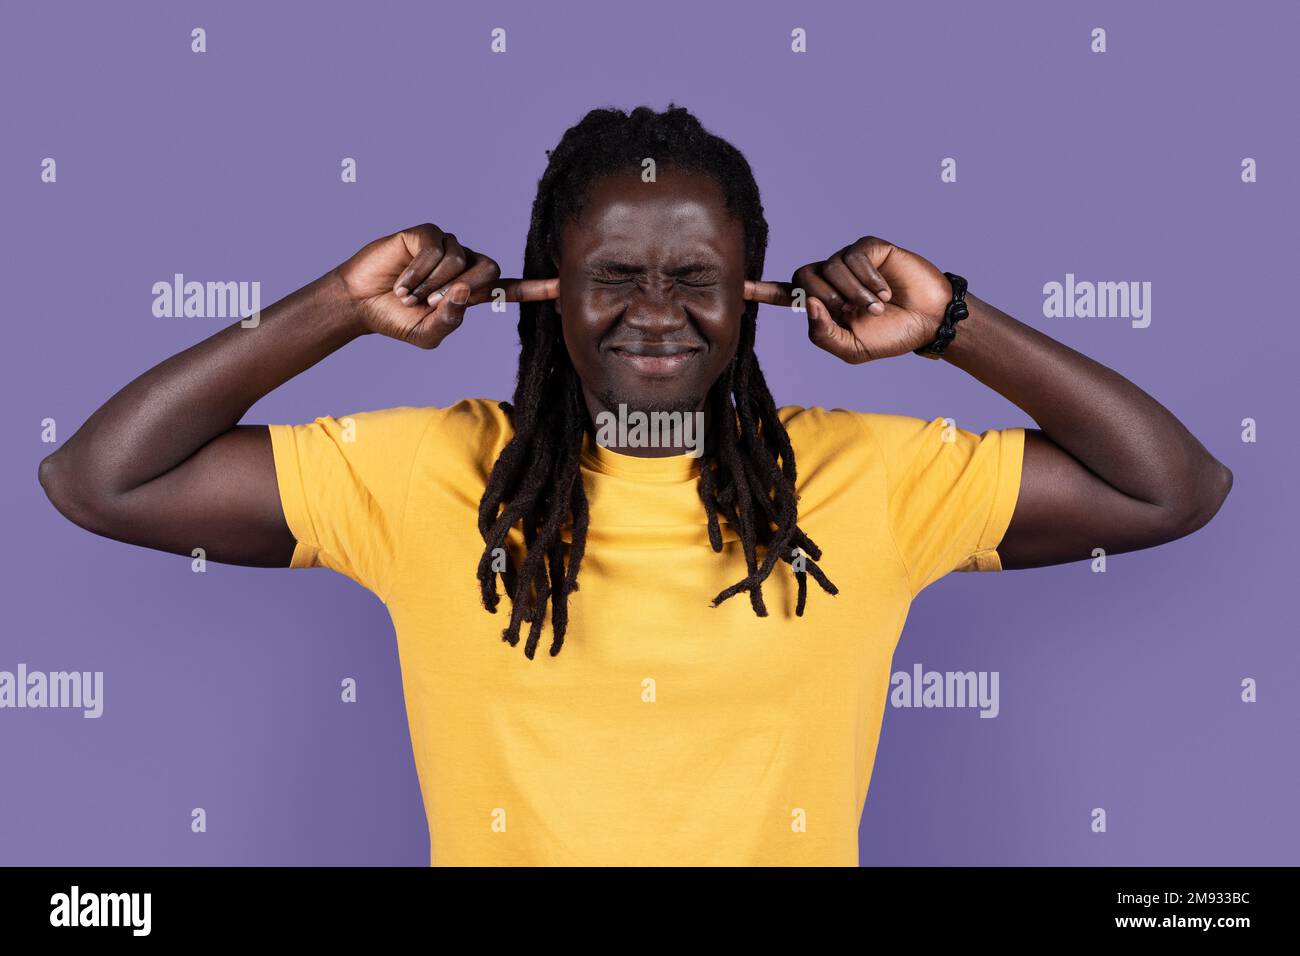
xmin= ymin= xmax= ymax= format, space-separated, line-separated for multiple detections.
xmin=621 ymin=280 xmax=690 ymax=336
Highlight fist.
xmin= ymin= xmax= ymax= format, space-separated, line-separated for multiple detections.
xmin=334 ymin=223 xmax=502 ymax=349
xmin=791 ymin=236 xmax=952 ymax=363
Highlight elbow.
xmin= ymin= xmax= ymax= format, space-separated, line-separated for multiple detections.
xmin=39 ymin=450 xmax=109 ymax=533
xmin=39 ymin=450 xmax=77 ymax=519
xmin=1167 ymin=459 xmax=1233 ymax=538
xmin=38 ymin=451 xmax=67 ymax=509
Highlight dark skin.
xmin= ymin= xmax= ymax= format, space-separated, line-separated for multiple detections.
xmin=556 ymin=171 xmax=746 ymax=435
xmin=38 ymin=168 xmax=1231 ymax=573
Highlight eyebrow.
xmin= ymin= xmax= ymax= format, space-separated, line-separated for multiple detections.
xmin=588 ymin=257 xmax=721 ymax=276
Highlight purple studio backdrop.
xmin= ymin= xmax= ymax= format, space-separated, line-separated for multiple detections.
xmin=2 ymin=0 xmax=1295 ymax=866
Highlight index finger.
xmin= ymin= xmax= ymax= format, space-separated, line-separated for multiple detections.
xmin=469 ymin=277 xmax=561 ymax=305
xmin=744 ymin=280 xmax=796 ymax=307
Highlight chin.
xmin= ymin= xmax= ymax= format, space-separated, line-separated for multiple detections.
xmin=599 ymin=381 xmax=704 ymax=417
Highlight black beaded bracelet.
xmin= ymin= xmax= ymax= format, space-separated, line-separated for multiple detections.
xmin=914 ymin=272 xmax=969 ymax=359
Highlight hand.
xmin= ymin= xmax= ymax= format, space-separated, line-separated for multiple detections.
xmin=746 ymin=236 xmax=952 ymax=363
xmin=333 ymin=223 xmax=558 ymax=349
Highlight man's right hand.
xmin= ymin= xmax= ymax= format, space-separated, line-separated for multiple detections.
xmin=334 ymin=223 xmax=560 ymax=350
xmin=38 ymin=223 xmax=561 ymax=569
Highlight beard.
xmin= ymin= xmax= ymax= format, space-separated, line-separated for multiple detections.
xmin=595 ymin=382 xmax=707 ymax=418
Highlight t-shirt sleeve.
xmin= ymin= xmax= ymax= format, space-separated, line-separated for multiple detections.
xmin=267 ymin=405 xmax=437 ymax=602
xmin=862 ymin=413 xmax=1025 ymax=597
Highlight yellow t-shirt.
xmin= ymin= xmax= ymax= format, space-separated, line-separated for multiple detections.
xmin=268 ymin=399 xmax=1024 ymax=866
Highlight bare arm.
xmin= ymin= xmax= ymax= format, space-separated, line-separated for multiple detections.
xmin=940 ymin=293 xmax=1232 ymax=568
xmin=760 ymin=234 xmax=1232 ymax=570
xmin=38 ymin=223 xmax=515 ymax=567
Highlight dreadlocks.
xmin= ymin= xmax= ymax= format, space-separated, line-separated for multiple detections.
xmin=475 ymin=104 xmax=838 ymax=659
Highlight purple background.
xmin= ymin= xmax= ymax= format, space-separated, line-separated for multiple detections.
xmin=2 ymin=0 xmax=1295 ymax=865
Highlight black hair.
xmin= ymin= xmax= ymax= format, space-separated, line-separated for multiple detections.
xmin=476 ymin=104 xmax=837 ymax=659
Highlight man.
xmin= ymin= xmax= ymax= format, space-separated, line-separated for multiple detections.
xmin=38 ymin=105 xmax=1231 ymax=865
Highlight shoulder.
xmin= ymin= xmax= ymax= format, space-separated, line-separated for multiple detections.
xmin=286 ymin=399 xmax=512 ymax=470
xmin=774 ymin=405 xmax=973 ymax=492
xmin=412 ymin=397 xmax=514 ymax=443
xmin=341 ymin=398 xmax=512 ymax=442
xmin=392 ymin=398 xmax=515 ymax=478
xmin=775 ymin=404 xmax=945 ymax=451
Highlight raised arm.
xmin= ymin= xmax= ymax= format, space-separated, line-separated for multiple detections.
xmin=929 ymin=291 xmax=1231 ymax=568
xmin=753 ymin=234 xmax=1232 ymax=570
xmin=37 ymin=223 xmax=534 ymax=567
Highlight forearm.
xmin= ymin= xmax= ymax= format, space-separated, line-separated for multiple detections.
xmin=940 ymin=292 xmax=1229 ymax=514
xmin=45 ymin=268 xmax=364 ymax=496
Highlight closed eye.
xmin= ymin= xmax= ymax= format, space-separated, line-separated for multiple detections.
xmin=675 ymin=266 xmax=720 ymax=286
xmin=589 ymin=271 xmax=719 ymax=287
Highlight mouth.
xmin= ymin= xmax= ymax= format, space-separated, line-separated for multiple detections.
xmin=609 ymin=342 xmax=702 ymax=377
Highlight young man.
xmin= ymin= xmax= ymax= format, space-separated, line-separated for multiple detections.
xmin=38 ymin=105 xmax=1231 ymax=866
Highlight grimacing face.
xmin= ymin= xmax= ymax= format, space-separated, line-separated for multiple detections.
xmin=555 ymin=168 xmax=748 ymax=427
